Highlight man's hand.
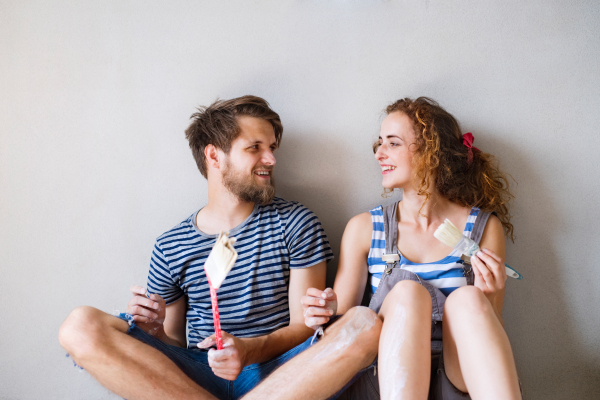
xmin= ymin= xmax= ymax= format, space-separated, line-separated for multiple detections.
xmin=301 ymin=287 xmax=337 ymax=329
xmin=198 ymin=331 xmax=249 ymax=381
xmin=126 ymin=285 xmax=166 ymax=337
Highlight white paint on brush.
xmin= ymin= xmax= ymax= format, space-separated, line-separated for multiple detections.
xmin=380 ymin=304 xmax=408 ymax=400
xmin=434 ymin=218 xmax=463 ymax=248
xmin=312 ymin=306 xmax=377 ymax=362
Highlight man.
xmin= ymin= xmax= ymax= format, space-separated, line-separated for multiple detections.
xmin=59 ymin=95 xmax=336 ymax=399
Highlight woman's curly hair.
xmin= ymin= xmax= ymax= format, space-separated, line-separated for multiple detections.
xmin=379 ymin=97 xmax=515 ymax=241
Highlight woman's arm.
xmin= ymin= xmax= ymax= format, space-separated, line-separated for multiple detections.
xmin=332 ymin=212 xmax=373 ymax=314
xmin=473 ymin=214 xmax=507 ymax=322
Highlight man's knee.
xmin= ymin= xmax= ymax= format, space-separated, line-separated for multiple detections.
xmin=59 ymin=306 xmax=111 ymax=358
xmin=337 ymin=306 xmax=382 ymax=364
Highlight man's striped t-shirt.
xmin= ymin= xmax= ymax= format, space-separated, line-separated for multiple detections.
xmin=367 ymin=206 xmax=480 ymax=296
xmin=147 ymin=197 xmax=334 ymax=348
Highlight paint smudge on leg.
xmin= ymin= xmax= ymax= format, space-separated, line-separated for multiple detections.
xmin=312 ymin=306 xmax=378 ymax=362
xmin=380 ymin=304 xmax=408 ymax=399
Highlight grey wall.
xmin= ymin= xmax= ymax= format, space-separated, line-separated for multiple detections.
xmin=1 ymin=1 xmax=599 ymax=399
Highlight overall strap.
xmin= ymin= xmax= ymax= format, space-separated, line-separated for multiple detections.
xmin=470 ymin=210 xmax=493 ymax=244
xmin=464 ymin=209 xmax=493 ymax=285
xmin=383 ymin=201 xmax=400 ymax=254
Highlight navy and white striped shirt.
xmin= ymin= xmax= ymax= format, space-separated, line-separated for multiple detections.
xmin=368 ymin=206 xmax=480 ymax=296
xmin=147 ymin=198 xmax=334 ymax=348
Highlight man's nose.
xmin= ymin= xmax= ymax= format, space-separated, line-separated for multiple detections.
xmin=262 ymin=150 xmax=276 ymax=166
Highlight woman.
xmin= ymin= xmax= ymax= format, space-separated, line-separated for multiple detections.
xmin=302 ymin=97 xmax=521 ymax=399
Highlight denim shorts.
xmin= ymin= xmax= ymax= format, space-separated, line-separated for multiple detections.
xmin=120 ymin=314 xmax=314 ymax=400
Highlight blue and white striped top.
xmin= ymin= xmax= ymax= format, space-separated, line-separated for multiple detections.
xmin=147 ymin=197 xmax=333 ymax=348
xmin=367 ymin=206 xmax=480 ymax=296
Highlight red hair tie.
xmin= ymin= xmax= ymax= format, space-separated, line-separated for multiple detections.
xmin=462 ymin=132 xmax=480 ymax=165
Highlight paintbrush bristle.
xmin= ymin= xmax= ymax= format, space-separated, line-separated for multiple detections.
xmin=204 ymin=231 xmax=238 ymax=289
xmin=434 ymin=219 xmax=464 ymax=248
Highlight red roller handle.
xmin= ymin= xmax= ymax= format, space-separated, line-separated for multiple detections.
xmin=208 ymin=281 xmax=223 ymax=350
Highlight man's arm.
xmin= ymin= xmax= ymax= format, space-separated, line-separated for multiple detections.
xmin=242 ymin=261 xmax=327 ymax=363
xmin=199 ymin=262 xmax=326 ymax=380
xmin=127 ymin=286 xmax=188 ymax=347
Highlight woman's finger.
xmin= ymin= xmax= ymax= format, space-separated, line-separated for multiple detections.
xmin=475 ymin=251 xmax=503 ymax=281
xmin=472 ymin=257 xmax=492 ymax=288
xmin=474 ymin=251 xmax=499 ymax=269
xmin=480 ymin=248 xmax=502 ymax=263
xmin=301 ymin=295 xmax=329 ymax=307
xmin=305 ymin=316 xmax=329 ymax=328
xmin=306 ymin=288 xmax=326 ymax=298
xmin=305 ymin=306 xmax=334 ymax=318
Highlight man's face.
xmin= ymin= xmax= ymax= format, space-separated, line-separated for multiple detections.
xmin=221 ymin=116 xmax=278 ymax=205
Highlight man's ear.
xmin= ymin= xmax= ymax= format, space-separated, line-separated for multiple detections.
xmin=205 ymin=144 xmax=220 ymax=170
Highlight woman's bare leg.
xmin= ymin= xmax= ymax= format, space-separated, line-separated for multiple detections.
xmin=378 ymin=280 xmax=432 ymax=400
xmin=443 ymin=286 xmax=521 ymax=400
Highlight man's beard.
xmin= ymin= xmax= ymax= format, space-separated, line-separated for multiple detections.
xmin=222 ymin=160 xmax=276 ymax=205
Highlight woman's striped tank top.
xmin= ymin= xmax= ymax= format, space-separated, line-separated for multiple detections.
xmin=367 ymin=205 xmax=480 ymax=296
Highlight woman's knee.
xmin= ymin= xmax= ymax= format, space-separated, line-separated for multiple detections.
xmin=380 ymin=280 xmax=431 ymax=317
xmin=444 ymin=286 xmax=492 ymax=321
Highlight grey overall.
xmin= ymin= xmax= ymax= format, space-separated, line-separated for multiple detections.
xmin=339 ymin=202 xmax=492 ymax=400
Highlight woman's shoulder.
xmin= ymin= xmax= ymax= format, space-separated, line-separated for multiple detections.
xmin=347 ymin=211 xmax=373 ymax=230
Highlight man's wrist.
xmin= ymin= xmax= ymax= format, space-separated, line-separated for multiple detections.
xmin=238 ymin=336 xmax=263 ymax=366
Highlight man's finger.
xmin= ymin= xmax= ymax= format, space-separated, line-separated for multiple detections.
xmin=129 ymin=296 xmax=160 ymax=310
xmin=131 ymin=315 xmax=153 ymax=323
xmin=130 ymin=285 xmax=147 ymax=296
xmin=128 ymin=305 xmax=158 ymax=320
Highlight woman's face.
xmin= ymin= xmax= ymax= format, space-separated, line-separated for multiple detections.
xmin=375 ymin=111 xmax=417 ymax=190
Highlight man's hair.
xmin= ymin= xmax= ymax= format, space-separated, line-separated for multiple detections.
xmin=185 ymin=95 xmax=283 ymax=178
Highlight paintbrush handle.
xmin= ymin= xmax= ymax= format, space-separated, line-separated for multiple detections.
xmin=209 ymin=283 xmax=223 ymax=350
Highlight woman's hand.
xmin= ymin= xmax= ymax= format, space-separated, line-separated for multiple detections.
xmin=301 ymin=288 xmax=338 ymax=329
xmin=471 ymin=248 xmax=506 ymax=314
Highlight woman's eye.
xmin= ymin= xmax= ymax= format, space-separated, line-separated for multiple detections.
xmin=390 ymin=142 xmax=399 ymax=147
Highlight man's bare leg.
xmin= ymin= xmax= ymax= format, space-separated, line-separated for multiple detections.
xmin=242 ymin=306 xmax=382 ymax=400
xmin=442 ymin=286 xmax=521 ymax=400
xmin=378 ymin=280 xmax=432 ymax=400
xmin=59 ymin=306 xmax=217 ymax=400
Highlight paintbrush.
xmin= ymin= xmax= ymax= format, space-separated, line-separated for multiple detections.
xmin=434 ymin=219 xmax=522 ymax=280
xmin=204 ymin=231 xmax=238 ymax=349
